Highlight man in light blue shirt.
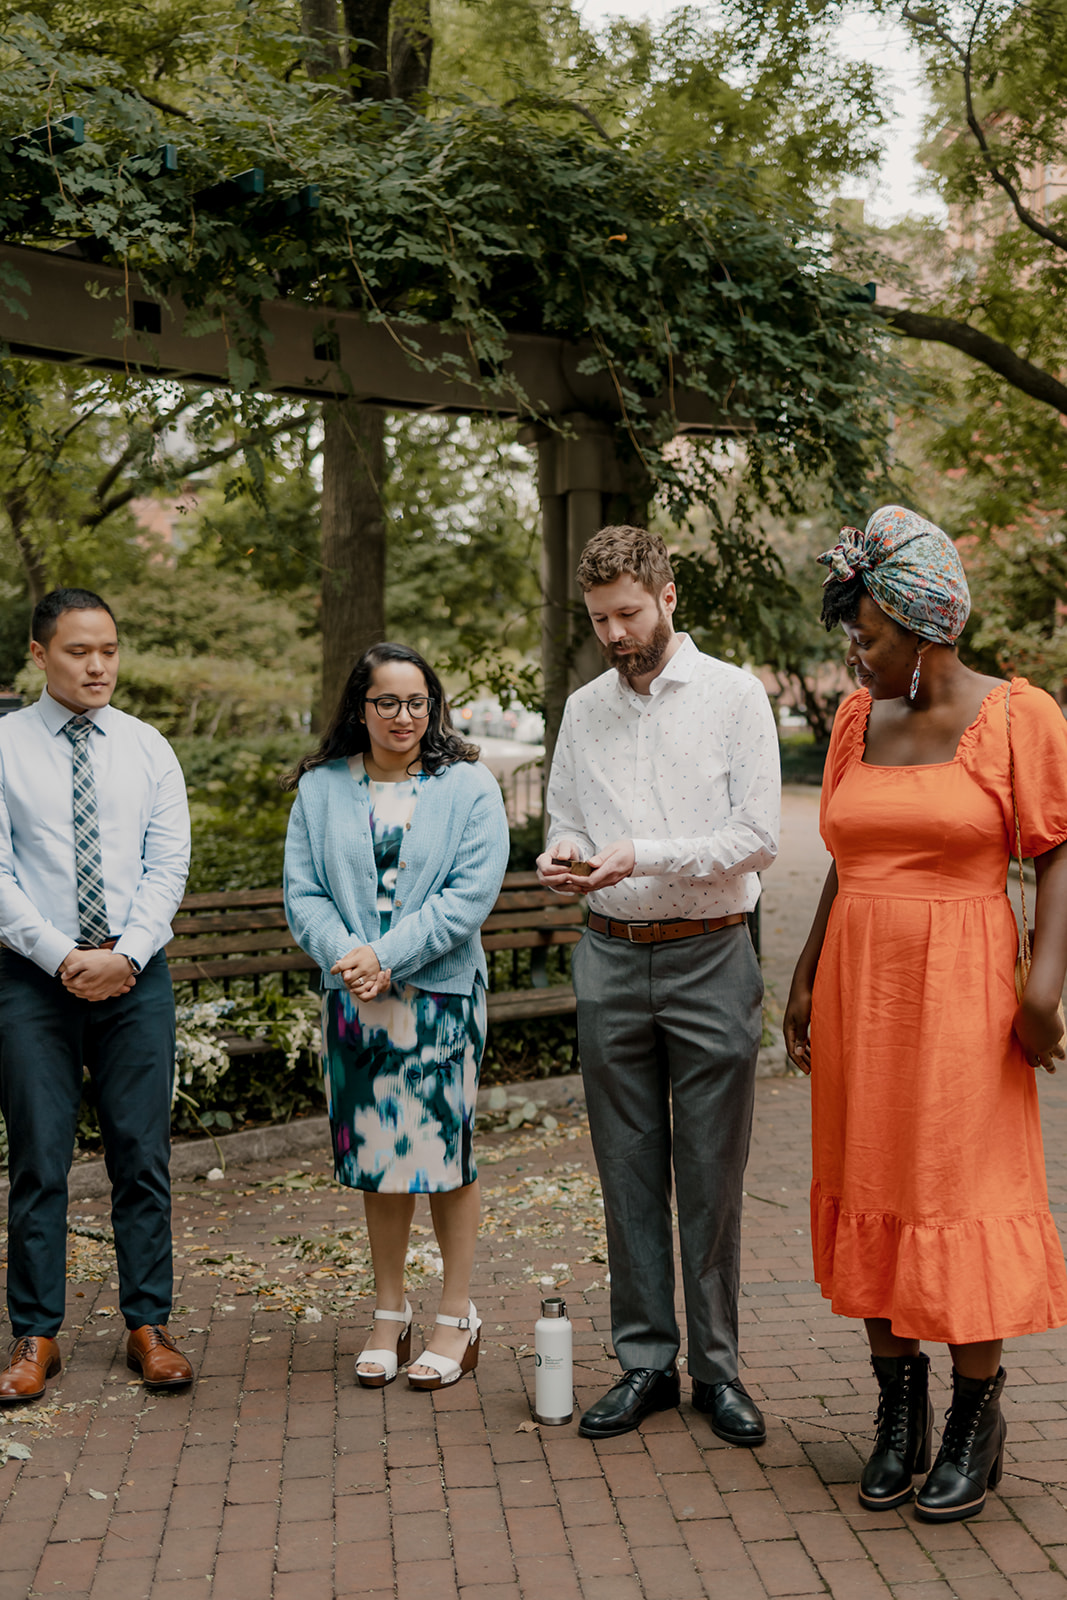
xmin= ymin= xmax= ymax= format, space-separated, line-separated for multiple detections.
xmin=0 ymin=588 xmax=193 ymax=1401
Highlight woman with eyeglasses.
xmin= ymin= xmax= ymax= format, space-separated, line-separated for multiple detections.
xmin=283 ymin=643 xmax=509 ymax=1391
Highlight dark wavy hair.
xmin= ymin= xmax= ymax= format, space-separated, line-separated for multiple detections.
xmin=283 ymin=642 xmax=479 ymax=790
xmin=820 ymin=571 xmax=868 ymax=631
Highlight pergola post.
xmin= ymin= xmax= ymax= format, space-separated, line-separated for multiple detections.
xmin=523 ymin=413 xmax=652 ymax=789
xmin=535 ymin=433 xmax=570 ymax=774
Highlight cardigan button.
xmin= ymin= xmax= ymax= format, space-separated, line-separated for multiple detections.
xmin=399 ymin=861 xmax=406 ymax=869
xmin=395 ymin=900 xmax=403 ymax=908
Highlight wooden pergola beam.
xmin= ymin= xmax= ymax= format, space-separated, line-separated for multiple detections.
xmin=1 ymin=241 xmax=751 ymax=758
xmin=0 ymin=243 xmax=741 ymax=432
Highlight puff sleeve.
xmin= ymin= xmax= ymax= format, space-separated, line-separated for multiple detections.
xmin=1002 ymin=679 xmax=1067 ymax=860
xmin=819 ymin=691 xmax=867 ymax=851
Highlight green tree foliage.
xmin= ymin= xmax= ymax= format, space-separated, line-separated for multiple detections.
xmin=671 ymin=499 xmax=847 ymax=742
xmin=0 ymin=7 xmax=893 ymax=524
xmin=110 ymin=565 xmax=317 ymax=735
xmin=891 ymin=0 xmax=1067 ymax=544
xmin=186 ymin=424 xmax=323 ymax=594
xmin=433 ymin=0 xmax=886 ymax=201
xmin=0 ymin=574 xmax=29 ymax=685
xmin=384 ymin=412 xmax=541 ymax=691
xmin=0 ymin=357 xmax=311 ymax=601
xmin=16 ymin=565 xmax=317 ymax=734
xmin=704 ymin=0 xmax=1067 ymax=702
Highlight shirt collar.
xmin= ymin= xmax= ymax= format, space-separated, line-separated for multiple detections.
xmin=614 ymin=632 xmax=698 ymax=703
xmin=38 ymin=687 xmax=114 ymax=736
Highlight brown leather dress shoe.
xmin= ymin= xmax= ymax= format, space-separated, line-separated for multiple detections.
xmin=0 ymin=1336 xmax=62 ymax=1404
xmin=126 ymin=1325 xmax=194 ymax=1389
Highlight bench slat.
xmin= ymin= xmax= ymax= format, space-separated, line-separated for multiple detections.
xmin=179 ymin=886 xmax=286 ymax=911
xmin=496 ymin=870 xmax=542 ymax=889
xmin=168 ymin=952 xmax=318 ymax=981
xmin=168 ymin=930 xmax=307 ymax=959
xmin=483 ymin=930 xmax=581 ymax=952
xmin=486 ymin=986 xmax=577 ymax=1021
xmin=481 ymin=907 xmax=584 ymax=933
xmin=172 ymin=910 xmax=293 ymax=935
xmin=490 ymin=889 xmax=581 ymax=912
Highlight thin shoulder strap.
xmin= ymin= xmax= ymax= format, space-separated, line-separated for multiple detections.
xmin=1006 ymin=681 xmax=1031 ymax=969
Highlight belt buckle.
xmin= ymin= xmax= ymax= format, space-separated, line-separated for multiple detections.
xmin=626 ymin=922 xmax=651 ymax=943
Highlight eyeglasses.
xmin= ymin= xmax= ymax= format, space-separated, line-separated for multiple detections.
xmin=366 ymin=695 xmax=432 ymax=719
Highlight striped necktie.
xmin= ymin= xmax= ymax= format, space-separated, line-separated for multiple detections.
xmin=63 ymin=715 xmax=112 ymax=946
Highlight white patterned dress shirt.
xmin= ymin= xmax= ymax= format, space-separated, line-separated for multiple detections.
xmin=0 ymin=688 xmax=191 ymax=974
xmin=546 ymin=634 xmax=780 ymax=920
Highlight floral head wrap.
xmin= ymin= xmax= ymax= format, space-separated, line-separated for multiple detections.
xmin=817 ymin=504 xmax=970 ymax=644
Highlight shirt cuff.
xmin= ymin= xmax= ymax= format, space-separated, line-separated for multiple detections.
xmin=631 ymin=839 xmax=671 ymax=875
xmin=31 ymin=927 xmax=78 ymax=977
xmin=114 ymin=933 xmax=156 ymax=972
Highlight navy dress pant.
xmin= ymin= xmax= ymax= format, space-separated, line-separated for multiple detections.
xmin=0 ymin=949 xmax=175 ymax=1337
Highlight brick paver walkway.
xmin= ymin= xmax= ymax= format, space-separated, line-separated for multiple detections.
xmin=3 ymin=1069 xmax=1067 ymax=1599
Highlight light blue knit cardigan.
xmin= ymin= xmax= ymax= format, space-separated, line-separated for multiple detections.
xmin=283 ymin=756 xmax=510 ymax=993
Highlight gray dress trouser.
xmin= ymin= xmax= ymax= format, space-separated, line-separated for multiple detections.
xmin=573 ymin=921 xmax=763 ymax=1385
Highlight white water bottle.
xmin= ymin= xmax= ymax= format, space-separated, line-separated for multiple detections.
xmin=534 ymin=1295 xmax=573 ymax=1425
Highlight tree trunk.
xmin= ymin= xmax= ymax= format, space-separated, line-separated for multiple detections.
xmin=300 ymin=0 xmax=342 ymax=75
xmin=319 ymin=399 xmax=387 ymax=720
xmin=6 ymin=488 xmax=50 ymax=605
xmin=312 ymin=4 xmax=433 ymax=724
xmin=390 ymin=0 xmax=432 ymax=103
xmin=342 ymin=0 xmax=393 ymax=96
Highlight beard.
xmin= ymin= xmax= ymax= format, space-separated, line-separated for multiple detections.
xmin=602 ymin=610 xmax=673 ymax=680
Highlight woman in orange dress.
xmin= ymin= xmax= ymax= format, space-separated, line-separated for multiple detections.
xmin=784 ymin=506 xmax=1067 ymax=1524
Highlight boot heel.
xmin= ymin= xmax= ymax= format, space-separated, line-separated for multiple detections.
xmin=915 ymin=1368 xmax=1007 ymax=1523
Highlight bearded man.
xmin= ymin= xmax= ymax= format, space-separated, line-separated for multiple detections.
xmin=537 ymin=525 xmax=780 ymax=1443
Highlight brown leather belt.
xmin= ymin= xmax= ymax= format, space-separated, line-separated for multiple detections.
xmin=587 ymin=912 xmax=747 ymax=944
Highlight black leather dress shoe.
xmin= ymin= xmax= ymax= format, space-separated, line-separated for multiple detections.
xmin=691 ymin=1377 xmax=766 ymax=1445
xmin=578 ymin=1368 xmax=681 ymax=1439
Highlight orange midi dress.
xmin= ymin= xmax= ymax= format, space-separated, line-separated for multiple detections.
xmin=810 ymin=678 xmax=1067 ymax=1343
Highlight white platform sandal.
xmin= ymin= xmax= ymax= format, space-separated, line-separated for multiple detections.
xmin=355 ymin=1301 xmax=413 ymax=1389
xmin=407 ymin=1301 xmax=482 ymax=1391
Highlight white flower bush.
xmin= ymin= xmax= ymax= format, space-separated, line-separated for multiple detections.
xmin=174 ymin=999 xmax=236 ymax=1095
xmin=173 ymin=989 xmax=323 ymax=1117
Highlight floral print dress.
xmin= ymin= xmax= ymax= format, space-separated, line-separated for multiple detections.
xmin=321 ymin=762 xmax=487 ymax=1193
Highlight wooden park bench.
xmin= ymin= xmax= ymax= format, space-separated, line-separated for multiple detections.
xmin=167 ymin=871 xmax=585 ymax=1053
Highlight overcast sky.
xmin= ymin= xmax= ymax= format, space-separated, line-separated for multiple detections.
xmin=578 ymin=0 xmax=945 ymax=224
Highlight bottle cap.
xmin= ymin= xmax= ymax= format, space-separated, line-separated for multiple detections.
xmin=541 ymin=1295 xmax=567 ymax=1318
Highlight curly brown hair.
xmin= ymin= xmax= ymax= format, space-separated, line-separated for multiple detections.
xmin=576 ymin=525 xmax=674 ymax=595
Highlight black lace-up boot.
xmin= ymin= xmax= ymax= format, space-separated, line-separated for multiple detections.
xmin=914 ymin=1367 xmax=1006 ymax=1523
xmin=858 ymin=1353 xmax=933 ymax=1510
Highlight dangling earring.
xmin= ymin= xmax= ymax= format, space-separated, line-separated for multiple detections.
xmin=909 ymin=645 xmax=929 ymax=702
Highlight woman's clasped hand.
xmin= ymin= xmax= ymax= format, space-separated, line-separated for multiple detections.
xmin=330 ymin=945 xmax=392 ymax=999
